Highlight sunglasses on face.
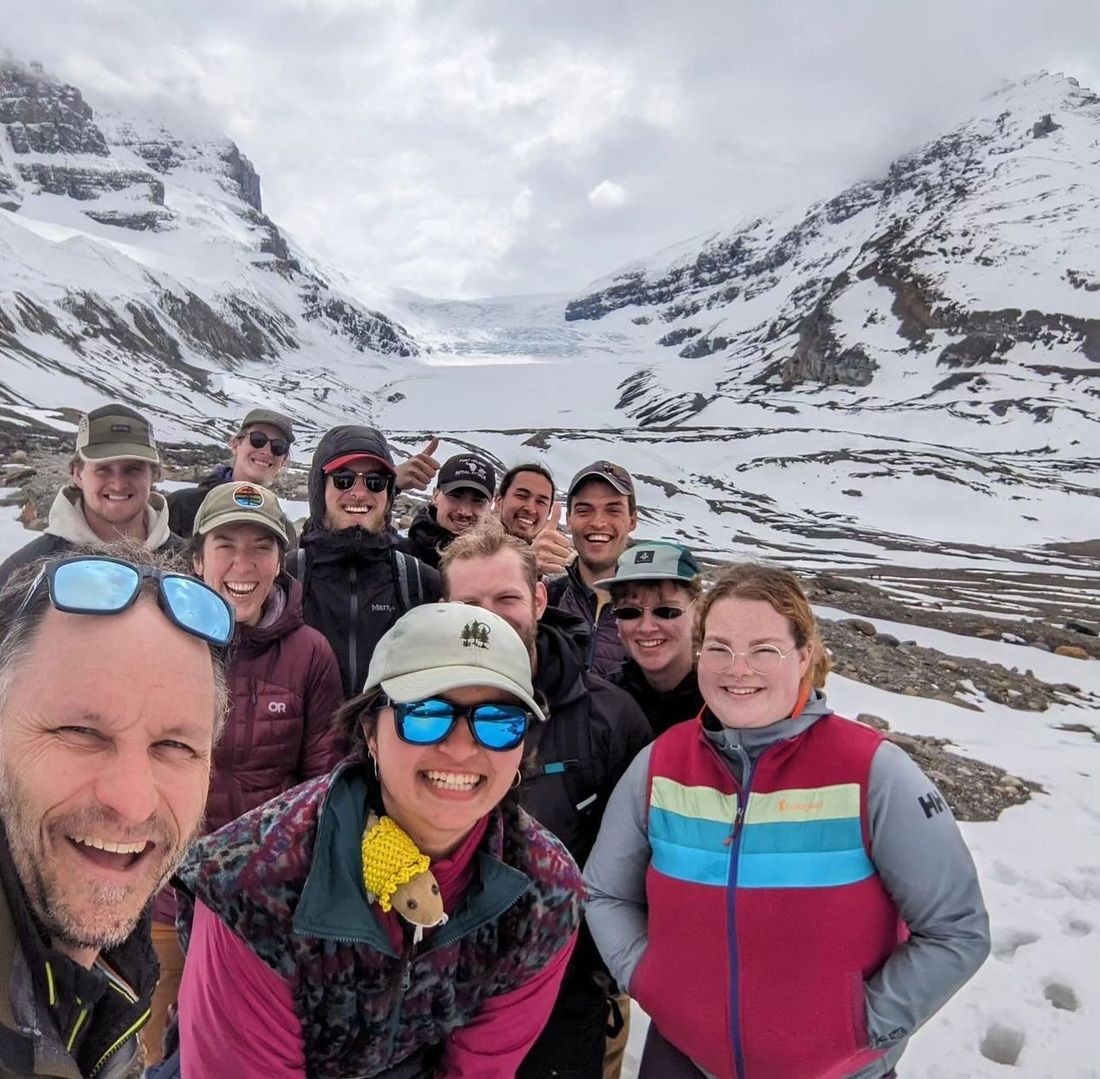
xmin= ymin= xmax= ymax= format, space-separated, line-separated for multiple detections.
xmin=17 ymin=555 xmax=235 ymax=647
xmin=386 ymin=696 xmax=532 ymax=751
xmin=611 ymin=603 xmax=691 ymax=621
xmin=328 ymin=470 xmax=390 ymax=493
xmin=246 ymin=430 xmax=290 ymax=457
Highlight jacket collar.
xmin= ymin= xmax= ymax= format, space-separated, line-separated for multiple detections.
xmin=292 ymin=762 xmax=530 ymax=956
xmin=44 ymin=486 xmax=172 ymax=550
xmin=701 ymin=690 xmax=833 ymax=762
xmin=534 ymin=621 xmax=587 ymax=710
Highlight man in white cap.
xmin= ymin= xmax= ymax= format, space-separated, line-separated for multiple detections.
xmin=0 ymin=403 xmax=183 ymax=587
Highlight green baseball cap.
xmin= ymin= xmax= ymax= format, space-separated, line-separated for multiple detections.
xmin=193 ymin=482 xmax=290 ymax=544
xmin=237 ymin=408 xmax=295 ymax=443
xmin=76 ymin=404 xmax=159 ymax=464
xmin=594 ymin=541 xmax=701 ymax=590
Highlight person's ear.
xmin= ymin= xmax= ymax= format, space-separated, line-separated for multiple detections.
xmin=534 ymin=579 xmax=549 ymax=620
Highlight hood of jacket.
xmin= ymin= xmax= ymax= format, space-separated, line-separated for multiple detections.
xmin=45 ymin=485 xmax=174 ymax=550
xmin=534 ymin=614 xmax=589 ymax=712
xmin=306 ymin=425 xmax=395 ymax=527
xmin=233 ymin=570 xmax=306 ymax=656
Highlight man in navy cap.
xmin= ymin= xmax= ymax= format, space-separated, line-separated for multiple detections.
xmin=401 ymin=452 xmax=497 ymax=569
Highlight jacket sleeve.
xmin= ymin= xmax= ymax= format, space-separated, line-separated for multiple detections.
xmin=178 ymin=900 xmax=306 ymax=1077
xmin=440 ymin=932 xmax=577 ymax=1077
xmin=298 ymin=633 xmax=349 ymax=781
xmin=863 ymin=740 xmax=991 ymax=1048
xmin=582 ymin=745 xmax=653 ymax=993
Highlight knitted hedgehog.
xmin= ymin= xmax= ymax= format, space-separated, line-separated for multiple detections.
xmin=361 ymin=811 xmax=448 ymax=943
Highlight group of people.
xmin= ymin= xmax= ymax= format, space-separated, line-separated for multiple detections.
xmin=0 ymin=401 xmax=991 ymax=1079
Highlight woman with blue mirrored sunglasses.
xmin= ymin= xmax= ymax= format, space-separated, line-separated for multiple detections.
xmin=386 ymin=695 xmax=533 ymax=751
xmin=17 ymin=554 xmax=234 ymax=646
xmin=174 ymin=604 xmax=584 ymax=1079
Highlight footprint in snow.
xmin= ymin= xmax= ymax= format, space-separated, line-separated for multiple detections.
xmin=991 ymin=929 xmax=1040 ymax=960
xmin=979 ymin=1023 xmax=1025 ymax=1067
xmin=1043 ymin=982 xmax=1079 ymax=1012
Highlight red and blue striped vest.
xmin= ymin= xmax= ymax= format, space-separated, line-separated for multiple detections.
xmin=632 ymin=714 xmax=906 ymax=1079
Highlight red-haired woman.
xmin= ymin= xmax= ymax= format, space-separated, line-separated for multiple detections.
xmin=585 ymin=563 xmax=990 ymax=1079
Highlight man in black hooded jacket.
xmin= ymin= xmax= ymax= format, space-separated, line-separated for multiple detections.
xmin=440 ymin=521 xmax=652 ymax=1079
xmin=289 ymin=425 xmax=441 ymax=697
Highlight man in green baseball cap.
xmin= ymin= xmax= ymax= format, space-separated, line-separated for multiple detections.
xmin=597 ymin=540 xmax=705 ymax=736
xmin=0 ymin=403 xmax=184 ymax=588
xmin=167 ymin=407 xmax=296 ymax=538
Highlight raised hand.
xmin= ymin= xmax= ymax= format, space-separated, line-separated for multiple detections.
xmin=531 ymin=502 xmax=574 ymax=577
xmin=395 ymin=437 xmax=441 ymax=492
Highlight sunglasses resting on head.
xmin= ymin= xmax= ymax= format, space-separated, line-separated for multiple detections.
xmin=17 ymin=555 xmax=235 ymax=647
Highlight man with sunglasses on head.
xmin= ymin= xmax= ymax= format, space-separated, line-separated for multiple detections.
xmin=0 ymin=544 xmax=232 ymax=1077
xmin=400 ymin=452 xmax=497 ymax=569
xmin=600 ymin=541 xmax=706 ymax=736
xmin=440 ymin=520 xmax=652 ymax=1079
xmin=165 ymin=408 xmax=295 ymax=539
xmin=290 ymin=425 xmax=441 ymax=698
xmin=0 ymin=404 xmax=185 ymax=589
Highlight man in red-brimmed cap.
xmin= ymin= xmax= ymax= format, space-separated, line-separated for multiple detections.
xmin=289 ymin=425 xmax=441 ymax=697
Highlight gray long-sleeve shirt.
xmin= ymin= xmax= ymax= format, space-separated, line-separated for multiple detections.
xmin=583 ymin=701 xmax=990 ymax=1079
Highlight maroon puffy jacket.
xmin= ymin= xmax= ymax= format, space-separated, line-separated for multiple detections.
xmin=155 ymin=572 xmax=346 ymax=923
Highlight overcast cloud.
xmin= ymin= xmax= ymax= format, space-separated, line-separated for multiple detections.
xmin=7 ymin=0 xmax=1100 ymax=297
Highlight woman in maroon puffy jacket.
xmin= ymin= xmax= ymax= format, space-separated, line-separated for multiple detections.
xmin=143 ymin=481 xmax=346 ymax=1063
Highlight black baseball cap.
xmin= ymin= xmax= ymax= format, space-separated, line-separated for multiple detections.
xmin=437 ymin=454 xmax=496 ymax=499
xmin=567 ymin=460 xmax=634 ymax=503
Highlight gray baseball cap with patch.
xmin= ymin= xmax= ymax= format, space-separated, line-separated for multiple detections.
xmin=238 ymin=408 xmax=295 ymax=443
xmin=595 ymin=541 xmax=701 ymax=590
xmin=363 ymin=603 xmax=545 ymax=721
xmin=75 ymin=404 xmax=159 ymax=464
xmin=193 ymin=482 xmax=290 ymax=544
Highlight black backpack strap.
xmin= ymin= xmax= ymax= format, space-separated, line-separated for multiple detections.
xmin=393 ymin=551 xmax=424 ymax=612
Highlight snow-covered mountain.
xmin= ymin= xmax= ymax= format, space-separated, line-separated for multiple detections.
xmin=0 ymin=60 xmax=417 ymax=444
xmin=1 ymin=61 xmax=1097 ymax=579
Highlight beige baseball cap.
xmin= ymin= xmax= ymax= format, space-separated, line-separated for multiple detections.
xmin=76 ymin=405 xmax=159 ymax=464
xmin=363 ymin=603 xmax=545 ymax=720
xmin=193 ymin=482 xmax=290 ymax=544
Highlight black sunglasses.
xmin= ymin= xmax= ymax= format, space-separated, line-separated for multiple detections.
xmin=17 ymin=555 xmax=234 ymax=647
xmin=385 ymin=696 xmax=532 ymax=751
xmin=329 ymin=470 xmax=390 ymax=493
xmin=611 ymin=603 xmax=691 ymax=621
xmin=247 ymin=430 xmax=290 ymax=457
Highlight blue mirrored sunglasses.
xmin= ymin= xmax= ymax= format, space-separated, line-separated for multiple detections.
xmin=17 ymin=555 xmax=235 ymax=647
xmin=385 ymin=696 xmax=532 ymax=752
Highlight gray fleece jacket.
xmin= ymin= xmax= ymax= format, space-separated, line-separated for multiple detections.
xmin=583 ymin=695 xmax=990 ymax=1079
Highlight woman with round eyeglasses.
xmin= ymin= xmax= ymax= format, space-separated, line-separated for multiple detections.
xmin=599 ymin=540 xmax=705 ymax=735
xmin=585 ymin=563 xmax=990 ymax=1079
xmin=173 ymin=603 xmax=584 ymax=1079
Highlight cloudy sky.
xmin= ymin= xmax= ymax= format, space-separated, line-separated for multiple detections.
xmin=8 ymin=1 xmax=1100 ymax=298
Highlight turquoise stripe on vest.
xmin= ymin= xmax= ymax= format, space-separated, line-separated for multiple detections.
xmin=739 ymin=846 xmax=875 ymax=888
xmin=741 ymin=817 xmax=863 ymax=855
xmin=650 ymin=806 xmax=731 ymax=887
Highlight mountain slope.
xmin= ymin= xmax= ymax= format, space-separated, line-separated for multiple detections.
xmin=0 ymin=60 xmax=417 ymax=443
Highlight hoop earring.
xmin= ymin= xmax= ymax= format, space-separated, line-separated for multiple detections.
xmin=511 ymin=770 xmax=522 ymax=791
xmin=368 ymin=752 xmax=379 ymax=781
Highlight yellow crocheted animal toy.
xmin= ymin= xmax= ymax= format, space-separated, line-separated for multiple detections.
xmin=361 ymin=811 xmax=447 ymax=943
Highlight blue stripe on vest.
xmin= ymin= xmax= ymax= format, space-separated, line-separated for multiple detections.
xmin=649 ymin=806 xmax=732 ymax=886
xmin=741 ymin=817 xmax=864 ymax=855
xmin=739 ymin=846 xmax=875 ymax=888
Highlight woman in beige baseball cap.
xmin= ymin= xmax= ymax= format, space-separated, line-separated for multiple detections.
xmin=173 ymin=602 xmax=584 ymax=1078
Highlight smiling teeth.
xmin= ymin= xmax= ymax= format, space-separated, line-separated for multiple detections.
xmin=425 ymin=771 xmax=481 ymax=790
xmin=637 ymin=640 xmax=665 ymax=648
xmin=586 ymin=533 xmax=612 ymax=542
xmin=344 ymin=506 xmax=372 ymax=513
xmin=104 ymin=494 xmax=131 ymax=500
xmin=225 ymin=582 xmax=258 ymax=595
xmin=725 ymin=687 xmax=760 ymax=695
xmin=70 ymin=835 xmax=147 ymax=854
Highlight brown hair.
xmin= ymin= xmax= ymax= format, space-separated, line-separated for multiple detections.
xmin=439 ymin=518 xmax=538 ymax=596
xmin=609 ymin=575 xmax=703 ymax=605
xmin=694 ymin=563 xmax=830 ymax=690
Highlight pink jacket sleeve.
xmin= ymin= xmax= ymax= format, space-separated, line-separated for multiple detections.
xmin=178 ymin=900 xmax=306 ymax=1078
xmin=440 ymin=932 xmax=578 ymax=1077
